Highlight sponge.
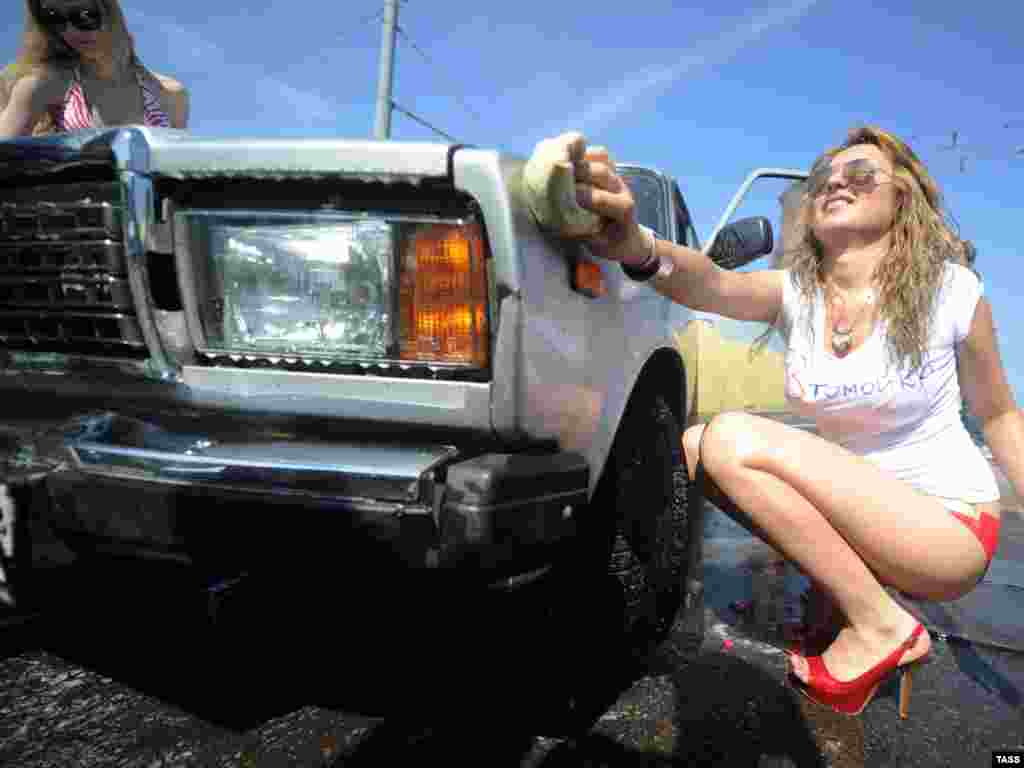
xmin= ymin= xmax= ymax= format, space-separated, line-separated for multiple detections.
xmin=522 ymin=131 xmax=606 ymax=238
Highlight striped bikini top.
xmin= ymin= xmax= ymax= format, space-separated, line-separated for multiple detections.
xmin=50 ymin=65 xmax=170 ymax=131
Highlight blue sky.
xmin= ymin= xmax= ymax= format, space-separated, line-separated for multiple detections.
xmin=3 ymin=0 xmax=1022 ymax=398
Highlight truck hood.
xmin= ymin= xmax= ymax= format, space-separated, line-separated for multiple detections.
xmin=0 ymin=127 xmax=459 ymax=184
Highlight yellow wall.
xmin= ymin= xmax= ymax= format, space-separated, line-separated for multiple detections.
xmin=673 ymin=319 xmax=786 ymax=424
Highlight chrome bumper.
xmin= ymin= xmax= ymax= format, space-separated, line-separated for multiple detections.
xmin=0 ymin=413 xmax=587 ymax=609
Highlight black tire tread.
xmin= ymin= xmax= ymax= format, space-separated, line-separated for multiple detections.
xmin=604 ymin=393 xmax=690 ymax=648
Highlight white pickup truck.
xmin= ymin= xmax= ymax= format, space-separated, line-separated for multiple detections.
xmin=0 ymin=127 xmax=777 ymax=732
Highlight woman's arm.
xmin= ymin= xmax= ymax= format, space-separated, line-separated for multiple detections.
xmin=152 ymin=74 xmax=189 ymax=129
xmin=648 ymin=237 xmax=785 ymax=323
xmin=958 ymin=298 xmax=1024 ymax=499
xmin=577 ymin=150 xmax=784 ymax=324
xmin=0 ymin=70 xmax=63 ymax=139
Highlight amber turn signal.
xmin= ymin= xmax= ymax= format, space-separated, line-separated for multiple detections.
xmin=573 ymin=259 xmax=606 ymax=298
xmin=399 ymin=222 xmax=489 ymax=367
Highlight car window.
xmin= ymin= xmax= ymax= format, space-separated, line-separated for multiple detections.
xmin=619 ymin=169 xmax=668 ymax=240
xmin=673 ymin=184 xmax=700 ymax=249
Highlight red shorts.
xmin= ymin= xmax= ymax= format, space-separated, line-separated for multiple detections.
xmin=942 ymin=499 xmax=1001 ymax=562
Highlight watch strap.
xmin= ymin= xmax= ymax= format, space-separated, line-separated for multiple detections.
xmin=620 ymin=224 xmax=660 ymax=282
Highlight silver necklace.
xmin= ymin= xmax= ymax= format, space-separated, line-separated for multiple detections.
xmin=826 ymin=282 xmax=876 ymax=356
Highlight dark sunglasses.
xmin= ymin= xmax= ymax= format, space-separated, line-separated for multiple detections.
xmin=37 ymin=4 xmax=103 ymax=32
xmin=807 ymin=158 xmax=894 ymax=197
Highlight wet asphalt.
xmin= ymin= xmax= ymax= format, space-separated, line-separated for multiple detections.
xmin=1 ymin=469 xmax=1022 ymax=767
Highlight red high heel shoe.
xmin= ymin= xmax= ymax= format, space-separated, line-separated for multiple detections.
xmin=788 ymin=623 xmax=931 ymax=718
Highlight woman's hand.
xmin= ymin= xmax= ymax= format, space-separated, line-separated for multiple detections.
xmin=573 ymin=145 xmax=652 ymax=268
xmin=0 ymin=72 xmax=51 ymax=139
xmin=0 ymin=69 xmax=65 ymax=139
xmin=523 ymin=132 xmax=651 ymax=267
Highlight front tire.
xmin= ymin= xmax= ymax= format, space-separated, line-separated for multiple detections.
xmin=601 ymin=392 xmax=690 ymax=651
xmin=538 ymin=391 xmax=693 ymax=736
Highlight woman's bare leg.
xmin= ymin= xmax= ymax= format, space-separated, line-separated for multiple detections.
xmin=687 ymin=424 xmax=846 ymax=652
xmin=682 ymin=412 xmax=991 ymax=683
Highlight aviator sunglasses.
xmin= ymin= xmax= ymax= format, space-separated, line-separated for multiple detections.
xmin=37 ymin=3 xmax=104 ymax=32
xmin=806 ymin=158 xmax=895 ymax=198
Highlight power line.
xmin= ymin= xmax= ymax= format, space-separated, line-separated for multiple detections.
xmin=390 ymin=101 xmax=460 ymax=143
xmin=902 ymin=126 xmax=1024 ymax=173
xmin=343 ymin=7 xmax=388 ymax=43
xmin=279 ymin=8 xmax=386 ymax=78
xmin=394 ymin=24 xmax=482 ymax=123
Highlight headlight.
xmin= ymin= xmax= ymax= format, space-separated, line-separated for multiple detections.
xmin=176 ymin=211 xmax=490 ymax=369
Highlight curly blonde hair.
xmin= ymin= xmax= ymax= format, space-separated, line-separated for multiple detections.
xmin=1 ymin=0 xmax=140 ymax=136
xmin=781 ymin=125 xmax=963 ymax=372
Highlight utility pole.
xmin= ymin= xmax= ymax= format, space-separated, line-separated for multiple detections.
xmin=373 ymin=0 xmax=399 ymax=140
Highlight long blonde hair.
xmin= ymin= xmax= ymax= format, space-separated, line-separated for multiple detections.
xmin=783 ymin=125 xmax=962 ymax=372
xmin=2 ymin=0 xmax=140 ymax=135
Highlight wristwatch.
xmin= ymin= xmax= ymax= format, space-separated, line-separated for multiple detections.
xmin=621 ymin=225 xmax=674 ymax=282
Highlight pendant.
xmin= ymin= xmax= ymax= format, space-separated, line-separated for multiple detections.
xmin=832 ymin=328 xmax=853 ymax=355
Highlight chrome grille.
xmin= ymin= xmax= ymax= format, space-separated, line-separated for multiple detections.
xmin=0 ymin=189 xmax=146 ymax=357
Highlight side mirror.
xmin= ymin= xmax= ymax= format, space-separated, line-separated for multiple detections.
xmin=707 ymin=217 xmax=773 ymax=270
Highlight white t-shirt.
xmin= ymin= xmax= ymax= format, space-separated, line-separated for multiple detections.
xmin=774 ymin=262 xmax=999 ymax=503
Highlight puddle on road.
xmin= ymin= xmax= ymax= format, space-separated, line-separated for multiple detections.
xmin=702 ymin=498 xmax=1024 ymax=657
xmin=900 ymin=578 xmax=1024 ymax=654
xmin=702 ymin=500 xmax=805 ymax=652
xmin=700 ymin=499 xmax=1024 ymax=768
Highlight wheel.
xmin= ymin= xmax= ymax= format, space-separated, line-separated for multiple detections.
xmin=536 ymin=390 xmax=693 ymax=736
xmin=600 ymin=391 xmax=690 ymax=651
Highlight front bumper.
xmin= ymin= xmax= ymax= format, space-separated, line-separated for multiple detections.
xmin=0 ymin=413 xmax=587 ymax=609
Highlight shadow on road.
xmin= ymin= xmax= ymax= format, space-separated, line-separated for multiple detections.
xmin=6 ymin=565 xmax=837 ymax=767
xmin=323 ymin=648 xmax=828 ymax=767
xmin=667 ymin=651 xmax=825 ymax=767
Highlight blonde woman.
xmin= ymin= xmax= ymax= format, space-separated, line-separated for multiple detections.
xmin=774 ymin=185 xmax=985 ymax=658
xmin=0 ymin=0 xmax=188 ymax=138
xmin=569 ymin=126 xmax=1023 ymax=717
